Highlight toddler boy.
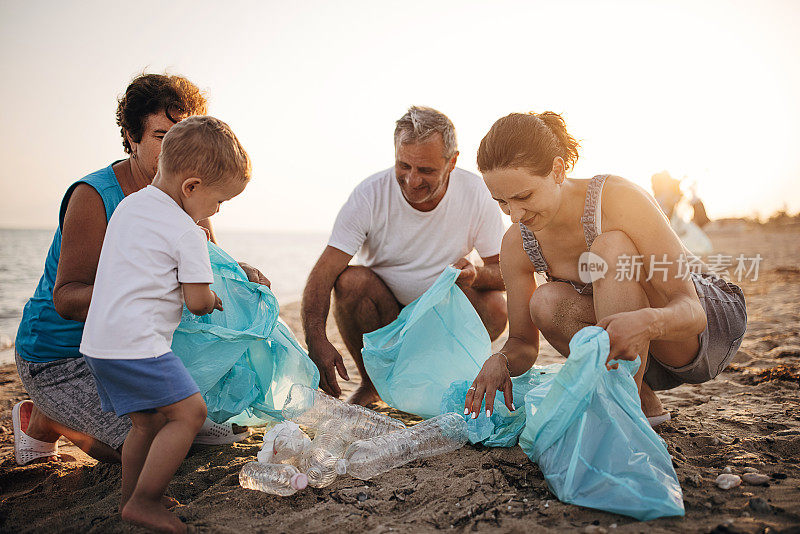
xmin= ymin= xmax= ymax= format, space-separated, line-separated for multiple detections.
xmin=80 ymin=115 xmax=251 ymax=533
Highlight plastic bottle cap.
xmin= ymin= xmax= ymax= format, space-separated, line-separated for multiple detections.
xmin=290 ymin=472 xmax=308 ymax=490
xmin=335 ymin=459 xmax=348 ymax=475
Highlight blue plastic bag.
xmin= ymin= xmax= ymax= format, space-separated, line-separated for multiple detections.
xmin=172 ymin=242 xmax=319 ymax=424
xmin=440 ymin=363 xmax=562 ymax=446
xmin=362 ymin=266 xmax=491 ymax=419
xmin=518 ymin=326 xmax=684 ymax=520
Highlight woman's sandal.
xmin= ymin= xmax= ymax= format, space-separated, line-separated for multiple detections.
xmin=13 ymin=400 xmax=59 ymax=465
xmin=192 ymin=418 xmax=252 ymax=445
xmin=647 ymin=412 xmax=672 ymax=427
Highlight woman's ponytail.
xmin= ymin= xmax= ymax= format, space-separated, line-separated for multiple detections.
xmin=477 ymin=111 xmax=580 ymax=176
xmin=534 ymin=112 xmax=580 ymax=172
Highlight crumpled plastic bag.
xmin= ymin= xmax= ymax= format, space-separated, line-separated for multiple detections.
xmin=440 ymin=363 xmax=562 ymax=446
xmin=518 ymin=326 xmax=684 ymax=521
xmin=362 ymin=266 xmax=491 ymax=419
xmin=172 ymin=242 xmax=320 ymax=424
xmin=257 ymin=421 xmax=311 ymax=464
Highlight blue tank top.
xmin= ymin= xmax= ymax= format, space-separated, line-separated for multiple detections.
xmin=15 ymin=164 xmax=125 ymax=362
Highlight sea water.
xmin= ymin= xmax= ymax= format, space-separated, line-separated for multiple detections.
xmin=0 ymin=228 xmax=328 ymax=364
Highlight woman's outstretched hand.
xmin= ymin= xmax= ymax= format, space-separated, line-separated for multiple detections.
xmin=464 ymin=353 xmax=516 ymax=419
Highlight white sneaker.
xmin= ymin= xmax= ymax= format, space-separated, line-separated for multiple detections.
xmin=193 ymin=418 xmax=252 ymax=445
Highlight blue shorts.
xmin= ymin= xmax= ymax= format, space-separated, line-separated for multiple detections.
xmin=84 ymin=352 xmax=200 ymax=416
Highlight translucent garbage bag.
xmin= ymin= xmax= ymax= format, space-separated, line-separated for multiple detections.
xmin=440 ymin=363 xmax=562 ymax=447
xmin=172 ymin=242 xmax=319 ymax=424
xmin=362 ymin=266 xmax=491 ymax=419
xmin=518 ymin=326 xmax=684 ymax=520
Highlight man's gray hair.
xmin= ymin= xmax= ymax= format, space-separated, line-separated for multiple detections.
xmin=394 ymin=106 xmax=458 ymax=160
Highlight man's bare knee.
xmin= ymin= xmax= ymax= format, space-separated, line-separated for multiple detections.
xmin=334 ymin=266 xmax=378 ymax=304
xmin=334 ymin=266 xmax=398 ymax=319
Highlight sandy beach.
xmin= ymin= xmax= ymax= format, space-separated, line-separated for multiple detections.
xmin=0 ymin=223 xmax=798 ymax=533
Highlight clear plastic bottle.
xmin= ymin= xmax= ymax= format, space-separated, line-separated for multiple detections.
xmin=282 ymin=383 xmax=406 ymax=440
xmin=239 ymin=461 xmax=309 ymax=496
xmin=335 ymin=413 xmax=468 ymax=480
xmin=300 ymin=421 xmax=350 ymax=488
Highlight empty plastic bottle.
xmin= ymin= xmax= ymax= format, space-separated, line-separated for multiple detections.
xmin=239 ymin=461 xmax=308 ymax=496
xmin=282 ymin=383 xmax=406 ymax=440
xmin=300 ymin=421 xmax=350 ymax=488
xmin=335 ymin=413 xmax=469 ymax=480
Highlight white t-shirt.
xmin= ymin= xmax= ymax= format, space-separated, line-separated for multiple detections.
xmin=81 ymin=185 xmax=214 ymax=359
xmin=328 ymin=167 xmax=504 ymax=305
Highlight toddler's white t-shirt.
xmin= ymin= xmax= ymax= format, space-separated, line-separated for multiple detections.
xmin=327 ymin=167 xmax=504 ymax=305
xmin=81 ymin=185 xmax=213 ymax=359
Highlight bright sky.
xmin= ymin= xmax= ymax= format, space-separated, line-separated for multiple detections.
xmin=1 ymin=0 xmax=798 ymax=232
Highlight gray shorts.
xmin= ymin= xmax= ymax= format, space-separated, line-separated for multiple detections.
xmin=15 ymin=351 xmax=131 ymax=449
xmin=644 ymin=273 xmax=747 ymax=391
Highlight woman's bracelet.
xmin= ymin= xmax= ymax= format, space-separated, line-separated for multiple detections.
xmin=494 ymin=351 xmax=511 ymax=374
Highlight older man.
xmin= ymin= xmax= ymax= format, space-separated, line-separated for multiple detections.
xmin=302 ymin=106 xmax=507 ymax=405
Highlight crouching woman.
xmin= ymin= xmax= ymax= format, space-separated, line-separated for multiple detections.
xmin=465 ymin=111 xmax=747 ymax=423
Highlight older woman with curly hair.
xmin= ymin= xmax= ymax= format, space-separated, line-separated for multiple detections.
xmin=13 ymin=73 xmax=266 ymax=466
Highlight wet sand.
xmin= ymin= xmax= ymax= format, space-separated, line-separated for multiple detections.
xmin=0 ymin=224 xmax=798 ymax=533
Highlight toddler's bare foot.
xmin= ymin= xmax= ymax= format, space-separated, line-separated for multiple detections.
xmin=119 ymin=493 xmax=178 ymax=513
xmin=347 ymin=385 xmax=381 ymax=406
xmin=122 ymin=496 xmax=186 ymax=533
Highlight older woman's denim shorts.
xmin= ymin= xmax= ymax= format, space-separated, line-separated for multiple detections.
xmin=644 ymin=273 xmax=747 ymax=391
